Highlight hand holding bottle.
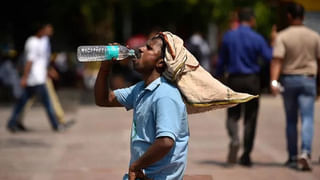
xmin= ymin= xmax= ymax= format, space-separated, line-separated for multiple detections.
xmin=270 ymin=80 xmax=284 ymax=96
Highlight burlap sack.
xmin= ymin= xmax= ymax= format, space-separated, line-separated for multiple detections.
xmin=159 ymin=31 xmax=258 ymax=114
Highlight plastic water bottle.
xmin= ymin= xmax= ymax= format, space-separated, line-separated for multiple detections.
xmin=278 ymin=82 xmax=285 ymax=92
xmin=77 ymin=45 xmax=137 ymax=62
xmin=271 ymin=80 xmax=285 ymax=93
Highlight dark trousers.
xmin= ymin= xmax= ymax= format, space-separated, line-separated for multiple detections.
xmin=7 ymin=84 xmax=59 ymax=130
xmin=226 ymin=74 xmax=260 ymax=157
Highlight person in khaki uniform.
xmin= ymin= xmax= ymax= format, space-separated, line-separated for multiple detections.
xmin=270 ymin=2 xmax=320 ymax=171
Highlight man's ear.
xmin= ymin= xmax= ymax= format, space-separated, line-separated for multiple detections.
xmin=156 ymin=58 xmax=165 ymax=66
xmin=159 ymin=60 xmax=165 ymax=65
xmin=156 ymin=59 xmax=166 ymax=71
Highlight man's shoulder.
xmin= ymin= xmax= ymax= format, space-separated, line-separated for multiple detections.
xmin=244 ymin=28 xmax=264 ymax=41
xmin=279 ymin=26 xmax=296 ymax=35
xmin=225 ymin=27 xmax=262 ymax=39
xmin=156 ymin=79 xmax=183 ymax=101
xmin=302 ymin=26 xmax=320 ymax=37
xmin=275 ymin=26 xmax=292 ymax=40
xmin=159 ymin=78 xmax=179 ymax=91
xmin=25 ymin=36 xmax=40 ymax=47
xmin=26 ymin=36 xmax=39 ymax=42
xmin=115 ymin=81 xmax=143 ymax=95
xmin=223 ymin=29 xmax=235 ymax=38
xmin=278 ymin=26 xmax=320 ymax=39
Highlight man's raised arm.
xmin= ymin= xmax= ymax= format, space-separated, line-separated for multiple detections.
xmin=94 ymin=61 xmax=122 ymax=107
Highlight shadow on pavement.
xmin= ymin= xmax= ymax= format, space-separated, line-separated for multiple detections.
xmin=197 ymin=160 xmax=231 ymax=168
xmin=198 ymin=160 xmax=285 ymax=168
xmin=0 ymin=138 xmax=51 ymax=148
xmin=198 ymin=159 xmax=320 ymax=169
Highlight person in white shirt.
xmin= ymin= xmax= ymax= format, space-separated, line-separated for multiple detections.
xmin=14 ymin=24 xmax=75 ymax=131
xmin=7 ymin=23 xmax=61 ymax=132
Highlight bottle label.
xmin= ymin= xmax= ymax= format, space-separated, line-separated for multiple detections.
xmin=105 ymin=46 xmax=119 ymax=59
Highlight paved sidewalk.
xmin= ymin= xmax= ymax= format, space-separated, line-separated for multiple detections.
xmin=0 ymin=95 xmax=319 ymax=180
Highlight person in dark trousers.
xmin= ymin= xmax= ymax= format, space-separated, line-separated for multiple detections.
xmin=270 ymin=2 xmax=320 ymax=171
xmin=7 ymin=23 xmax=62 ymax=132
xmin=215 ymin=8 xmax=274 ymax=166
xmin=15 ymin=24 xmax=75 ymax=131
xmin=94 ymin=34 xmax=189 ymax=180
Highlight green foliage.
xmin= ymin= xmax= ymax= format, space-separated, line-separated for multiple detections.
xmin=210 ymin=0 xmax=234 ymax=24
xmin=15 ymin=0 xmax=275 ymax=49
xmin=254 ymin=1 xmax=275 ymax=38
xmin=208 ymin=0 xmax=275 ymax=39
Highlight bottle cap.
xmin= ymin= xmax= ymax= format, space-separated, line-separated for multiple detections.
xmin=133 ymin=49 xmax=141 ymax=59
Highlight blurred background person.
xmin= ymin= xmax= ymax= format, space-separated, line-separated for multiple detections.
xmin=215 ymin=7 xmax=274 ymax=167
xmin=42 ymin=24 xmax=75 ymax=128
xmin=7 ymin=23 xmax=62 ymax=132
xmin=270 ymin=2 xmax=320 ymax=171
xmin=0 ymin=46 xmax=22 ymax=99
xmin=15 ymin=24 xmax=75 ymax=131
xmin=185 ymin=31 xmax=212 ymax=72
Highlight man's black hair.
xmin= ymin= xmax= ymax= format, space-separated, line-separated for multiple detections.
xmin=32 ymin=21 xmax=50 ymax=34
xmin=152 ymin=34 xmax=167 ymax=59
xmin=238 ymin=8 xmax=255 ymax=22
xmin=287 ymin=2 xmax=304 ymax=19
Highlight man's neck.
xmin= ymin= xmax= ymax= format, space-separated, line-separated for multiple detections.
xmin=143 ymin=70 xmax=161 ymax=87
xmin=35 ymin=33 xmax=43 ymax=39
xmin=240 ymin=22 xmax=252 ymax=28
xmin=290 ymin=19 xmax=303 ymax=26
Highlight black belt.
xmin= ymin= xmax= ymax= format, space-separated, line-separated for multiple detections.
xmin=229 ymin=73 xmax=259 ymax=78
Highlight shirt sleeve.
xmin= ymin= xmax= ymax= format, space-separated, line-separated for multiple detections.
xmin=114 ymin=84 xmax=137 ymax=110
xmin=25 ymin=39 xmax=37 ymax=62
xmin=316 ymin=35 xmax=320 ymax=59
xmin=258 ymin=36 xmax=273 ymax=62
xmin=154 ymin=97 xmax=183 ymax=141
xmin=273 ymin=35 xmax=285 ymax=59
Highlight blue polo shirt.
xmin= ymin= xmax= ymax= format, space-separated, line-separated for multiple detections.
xmin=216 ymin=25 xmax=272 ymax=76
xmin=114 ymin=76 xmax=189 ymax=180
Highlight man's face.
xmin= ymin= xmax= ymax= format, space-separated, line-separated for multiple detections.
xmin=44 ymin=24 xmax=54 ymax=36
xmin=38 ymin=24 xmax=54 ymax=37
xmin=133 ymin=38 xmax=163 ymax=74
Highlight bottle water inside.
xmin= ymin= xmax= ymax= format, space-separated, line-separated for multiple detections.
xmin=77 ymin=45 xmax=136 ymax=62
